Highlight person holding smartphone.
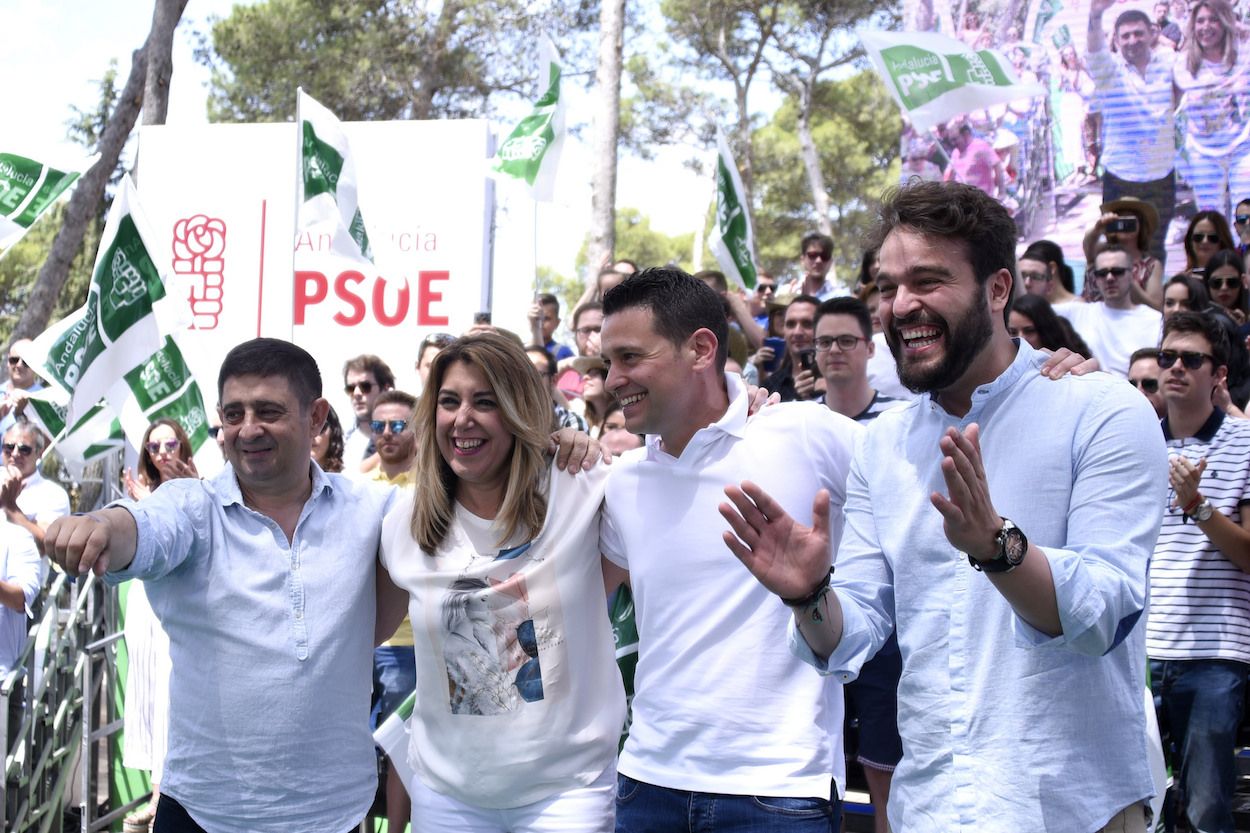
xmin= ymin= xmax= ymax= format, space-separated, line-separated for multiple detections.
xmin=1081 ymin=197 xmax=1164 ymax=309
xmin=755 ymin=294 xmax=821 ymax=402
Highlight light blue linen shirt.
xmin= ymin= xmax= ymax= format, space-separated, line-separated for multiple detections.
xmin=796 ymin=341 xmax=1166 ymax=832
xmin=0 ymin=521 xmax=41 ymax=677
xmin=108 ymin=463 xmax=395 ymax=833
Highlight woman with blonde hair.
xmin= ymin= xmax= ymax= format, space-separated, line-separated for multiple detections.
xmin=1174 ymin=0 xmax=1250 ymax=216
xmin=376 ymin=332 xmax=625 ymax=832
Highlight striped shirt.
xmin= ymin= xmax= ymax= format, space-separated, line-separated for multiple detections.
xmin=814 ymin=390 xmax=903 ymax=423
xmin=1148 ymin=409 xmax=1250 ymax=663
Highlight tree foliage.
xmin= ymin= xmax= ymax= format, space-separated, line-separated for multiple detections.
xmin=196 ymin=0 xmax=598 ymax=123
xmin=574 ymin=207 xmax=694 ymax=277
xmin=752 ymin=71 xmax=900 ymax=279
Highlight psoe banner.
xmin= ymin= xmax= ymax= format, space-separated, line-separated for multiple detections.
xmin=136 ymin=120 xmax=493 ymax=403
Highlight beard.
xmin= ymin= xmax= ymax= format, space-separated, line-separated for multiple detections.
xmin=884 ymin=289 xmax=995 ymax=394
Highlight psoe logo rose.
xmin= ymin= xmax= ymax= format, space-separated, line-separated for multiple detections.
xmin=172 ymin=215 xmax=227 ymax=273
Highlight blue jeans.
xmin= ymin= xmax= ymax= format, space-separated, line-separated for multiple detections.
xmin=371 ymin=644 xmax=417 ymax=728
xmin=1150 ymin=658 xmax=1249 ymax=833
xmin=614 ymin=774 xmax=839 ymax=832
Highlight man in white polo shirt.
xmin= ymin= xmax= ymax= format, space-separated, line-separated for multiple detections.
xmin=599 ymin=267 xmax=861 ymax=831
xmin=1056 ymin=245 xmax=1162 ymax=377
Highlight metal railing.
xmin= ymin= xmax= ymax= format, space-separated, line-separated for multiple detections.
xmin=3 ymin=453 xmax=133 ymax=833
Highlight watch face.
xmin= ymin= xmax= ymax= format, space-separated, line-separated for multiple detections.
xmin=1001 ymin=521 xmax=1028 ymax=565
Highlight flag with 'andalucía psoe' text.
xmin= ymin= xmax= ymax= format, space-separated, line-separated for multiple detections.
xmin=22 ymin=174 xmax=210 ymax=464
xmin=489 ymin=35 xmax=566 ymax=202
xmin=0 ymin=151 xmax=86 ymax=250
xmin=708 ymin=128 xmax=758 ymax=291
xmin=297 ymin=88 xmax=373 ymax=264
xmin=858 ymin=29 xmax=1045 ymax=133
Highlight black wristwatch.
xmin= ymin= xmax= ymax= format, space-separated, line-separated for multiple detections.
xmin=968 ymin=518 xmax=1028 ymax=573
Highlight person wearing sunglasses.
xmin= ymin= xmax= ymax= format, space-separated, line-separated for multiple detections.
xmin=1183 ymin=211 xmax=1237 ymax=273
xmin=1233 ymin=198 xmax=1250 ymax=257
xmin=366 ymin=390 xmax=419 ymax=833
xmin=0 ymin=338 xmax=42 ymax=436
xmin=1080 ymin=197 xmax=1163 ymax=309
xmin=1054 ymin=245 xmax=1163 ymax=377
xmin=0 ymin=422 xmax=70 ymax=553
xmin=119 ymin=418 xmax=199 ymax=833
xmin=1150 ymin=310 xmax=1250 ymax=833
xmin=1202 ymin=249 xmax=1250 ymax=324
xmin=780 ymin=232 xmax=838 ymax=300
xmin=342 ymin=353 xmax=396 ymax=473
xmin=1127 ymin=347 xmax=1167 ymax=417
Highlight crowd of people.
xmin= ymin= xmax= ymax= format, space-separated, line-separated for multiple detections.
xmin=0 ymin=174 xmax=1247 ymax=833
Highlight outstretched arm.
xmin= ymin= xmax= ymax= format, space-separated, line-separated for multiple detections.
xmin=720 ymin=481 xmax=844 ymax=659
xmin=44 ymin=508 xmax=139 ymax=577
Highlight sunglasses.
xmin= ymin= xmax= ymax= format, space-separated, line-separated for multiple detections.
xmin=1236 ymin=214 xmax=1250 ymax=226
xmin=814 ymin=335 xmax=867 ymax=352
xmin=145 ymin=439 xmax=180 ymax=454
xmin=1 ymin=442 xmax=33 ymax=457
xmin=575 ymin=326 xmax=602 ymax=336
xmin=1208 ymin=276 xmax=1241 ymax=291
xmin=1093 ymin=267 xmax=1129 ymax=278
xmin=755 ymin=284 xmax=776 ymax=295
xmin=6 ymin=356 xmax=25 ymax=367
xmin=344 ymin=381 xmax=375 ymax=395
xmin=419 ymin=332 xmax=456 ymax=352
xmin=1157 ymin=349 xmax=1213 ymax=370
xmin=1130 ymin=377 xmax=1160 ymax=393
xmin=370 ymin=419 xmax=409 ymax=435
xmin=804 ymin=251 xmax=831 ymax=262
xmin=1191 ymin=232 xmax=1222 ymax=244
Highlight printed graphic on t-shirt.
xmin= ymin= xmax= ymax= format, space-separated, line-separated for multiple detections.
xmin=437 ymin=543 xmax=556 ymax=715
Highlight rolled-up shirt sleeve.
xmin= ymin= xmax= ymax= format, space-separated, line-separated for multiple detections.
xmin=105 ymin=479 xmax=211 ymax=584
xmin=1015 ymin=384 xmax=1166 ymax=655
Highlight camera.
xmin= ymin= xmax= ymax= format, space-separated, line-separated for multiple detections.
xmin=1105 ymin=217 xmax=1138 ymax=235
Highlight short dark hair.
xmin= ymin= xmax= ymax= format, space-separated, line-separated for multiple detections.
xmin=538 ymin=293 xmax=560 ymax=312
xmin=1162 ymin=311 xmax=1230 ymax=369
xmin=526 ymin=344 xmax=555 ymax=379
xmin=800 ymin=232 xmax=834 ymax=257
xmin=603 ymin=267 xmax=729 ymax=372
xmin=1094 ymin=243 xmax=1133 ymax=262
xmin=1129 ymin=347 xmax=1162 ymax=366
xmin=816 ymin=297 xmax=873 ymax=340
xmin=1115 ymin=8 xmax=1152 ymax=31
xmin=1165 ymin=273 xmax=1212 ymax=311
xmin=573 ymin=301 xmax=603 ymax=330
xmin=218 ymin=338 xmax=322 ymax=406
xmin=372 ymin=389 xmax=417 ymax=414
xmin=868 ymin=180 xmax=1016 ymax=323
xmin=343 ymin=354 xmax=395 ymax=389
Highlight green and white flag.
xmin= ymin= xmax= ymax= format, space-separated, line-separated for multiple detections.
xmin=23 ymin=392 xmax=125 ymax=481
xmin=0 ymin=151 xmax=85 ymax=249
xmin=297 ymin=88 xmax=373 ymax=263
xmin=708 ymin=129 xmax=758 ymax=291
xmin=859 ymin=29 xmax=1046 ymax=132
xmin=23 ymin=174 xmax=207 ymax=466
xmin=373 ymin=690 xmax=415 ymax=793
xmin=489 ymin=36 xmax=565 ymax=201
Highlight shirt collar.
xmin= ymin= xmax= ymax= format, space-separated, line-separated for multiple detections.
xmin=22 ymin=470 xmax=44 ymax=488
xmin=926 ymin=338 xmax=1030 ymax=417
xmin=213 ymin=461 xmax=332 ymax=507
xmin=1162 ymin=407 xmax=1225 ymax=441
xmin=644 ymin=371 xmax=747 ymax=459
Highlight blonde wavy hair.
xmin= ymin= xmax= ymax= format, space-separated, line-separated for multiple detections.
xmin=409 ymin=332 xmax=555 ymax=553
xmin=1186 ymin=0 xmax=1238 ymax=75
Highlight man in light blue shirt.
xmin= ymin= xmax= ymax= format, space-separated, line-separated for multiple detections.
xmin=44 ymin=338 xmax=396 ymax=833
xmin=722 ymin=181 xmax=1166 ymax=832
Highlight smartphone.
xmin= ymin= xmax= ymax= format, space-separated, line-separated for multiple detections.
xmin=763 ymin=336 xmax=786 ymax=374
xmin=1105 ymin=217 xmax=1138 ymax=235
xmin=798 ymin=348 xmax=817 ymax=373
xmin=473 ymin=311 xmax=492 ymax=325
